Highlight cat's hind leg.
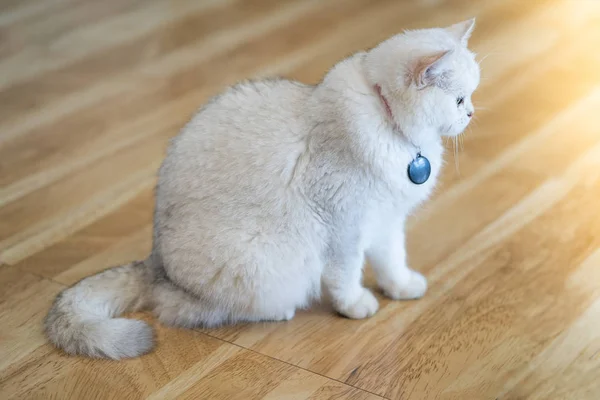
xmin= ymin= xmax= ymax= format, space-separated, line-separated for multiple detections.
xmin=151 ymin=278 xmax=228 ymax=328
xmin=240 ymin=308 xmax=296 ymax=323
xmin=151 ymin=277 xmax=297 ymax=328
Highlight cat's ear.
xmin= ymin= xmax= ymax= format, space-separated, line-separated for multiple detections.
xmin=446 ymin=18 xmax=475 ymax=46
xmin=414 ymin=50 xmax=452 ymax=89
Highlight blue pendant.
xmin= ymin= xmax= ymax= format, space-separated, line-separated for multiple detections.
xmin=407 ymin=153 xmax=431 ymax=185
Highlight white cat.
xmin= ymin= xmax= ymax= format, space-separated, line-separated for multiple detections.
xmin=45 ymin=19 xmax=479 ymax=359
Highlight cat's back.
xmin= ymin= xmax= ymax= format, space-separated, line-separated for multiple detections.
xmin=179 ymin=78 xmax=312 ymax=153
xmin=157 ymin=78 xmax=316 ymax=221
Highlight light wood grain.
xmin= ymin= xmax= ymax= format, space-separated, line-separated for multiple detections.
xmin=1 ymin=0 xmax=600 ymax=399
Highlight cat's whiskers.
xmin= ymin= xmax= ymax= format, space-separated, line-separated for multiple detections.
xmin=476 ymin=49 xmax=502 ymax=66
xmin=452 ymin=135 xmax=460 ymax=174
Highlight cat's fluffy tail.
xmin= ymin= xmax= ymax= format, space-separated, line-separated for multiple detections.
xmin=44 ymin=261 xmax=154 ymax=359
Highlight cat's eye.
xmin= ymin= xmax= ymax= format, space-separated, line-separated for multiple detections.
xmin=456 ymin=97 xmax=464 ymax=106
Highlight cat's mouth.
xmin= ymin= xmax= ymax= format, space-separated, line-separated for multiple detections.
xmin=441 ymin=122 xmax=467 ymax=137
xmin=442 ymin=123 xmax=455 ymax=135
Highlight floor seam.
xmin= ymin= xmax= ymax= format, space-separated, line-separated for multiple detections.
xmin=196 ymin=329 xmax=391 ymax=399
xmin=10 ymin=264 xmax=68 ymax=287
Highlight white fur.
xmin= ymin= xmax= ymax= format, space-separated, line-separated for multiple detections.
xmin=45 ymin=20 xmax=480 ymax=359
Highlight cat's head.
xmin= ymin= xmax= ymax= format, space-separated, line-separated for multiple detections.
xmin=365 ymin=19 xmax=480 ymax=138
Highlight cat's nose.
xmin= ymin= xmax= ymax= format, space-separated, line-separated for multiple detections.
xmin=467 ymin=110 xmax=474 ymax=118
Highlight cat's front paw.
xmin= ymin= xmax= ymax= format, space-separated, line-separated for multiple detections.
xmin=381 ymin=270 xmax=427 ymax=300
xmin=336 ymin=288 xmax=379 ymax=319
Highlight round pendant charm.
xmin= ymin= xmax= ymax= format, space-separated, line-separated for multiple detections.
xmin=407 ymin=153 xmax=431 ymax=185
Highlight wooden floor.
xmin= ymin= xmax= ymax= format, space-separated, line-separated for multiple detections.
xmin=1 ymin=0 xmax=600 ymax=399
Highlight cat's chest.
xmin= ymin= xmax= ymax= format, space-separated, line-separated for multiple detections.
xmin=379 ymin=144 xmax=443 ymax=210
